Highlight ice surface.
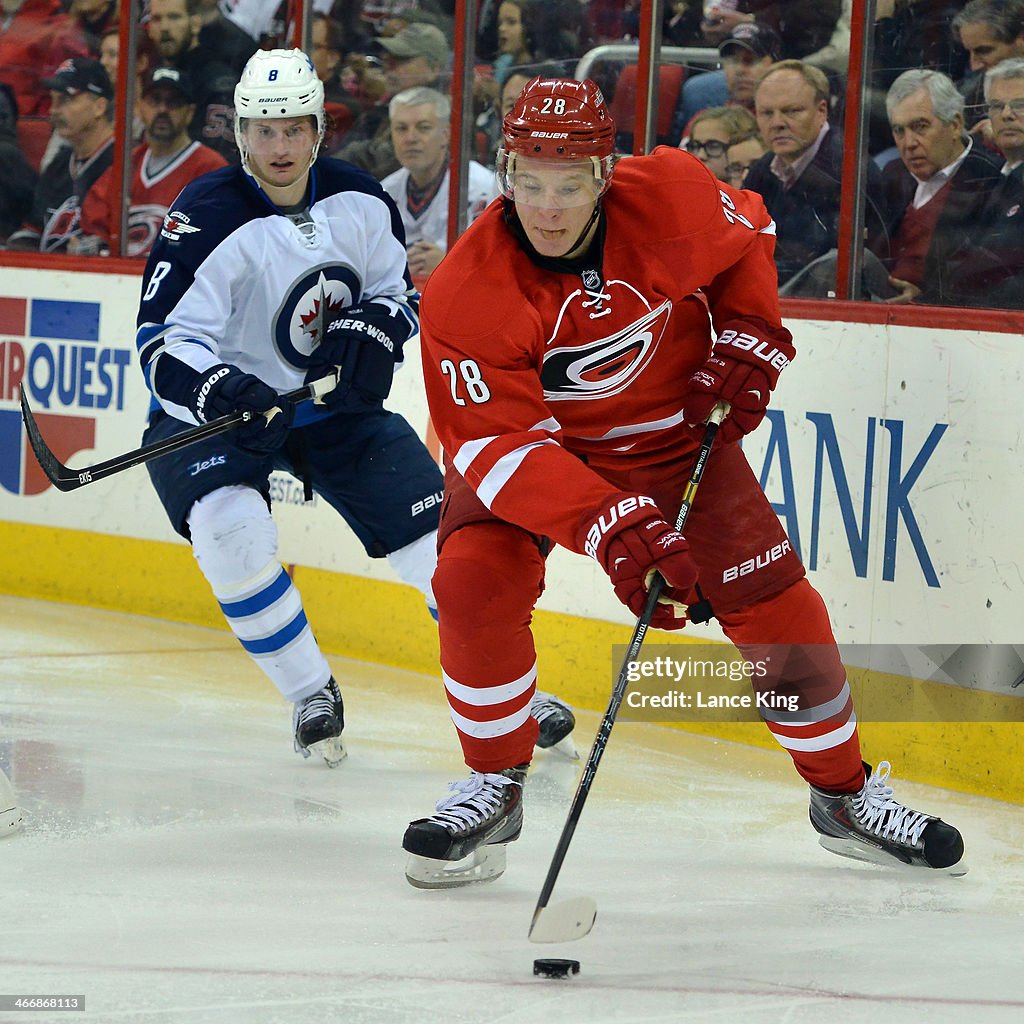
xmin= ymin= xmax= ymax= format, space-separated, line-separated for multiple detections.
xmin=1 ymin=596 xmax=1020 ymax=1023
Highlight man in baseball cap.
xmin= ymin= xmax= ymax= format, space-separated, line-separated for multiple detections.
xmin=41 ymin=57 xmax=114 ymax=100
xmin=377 ymin=23 xmax=449 ymax=95
xmin=673 ymin=20 xmax=781 ymax=141
xmin=142 ymin=65 xmax=197 ymax=105
xmin=719 ymin=21 xmax=783 ymax=62
xmin=718 ymin=22 xmax=781 ymax=108
xmin=6 ymin=57 xmax=115 ymax=251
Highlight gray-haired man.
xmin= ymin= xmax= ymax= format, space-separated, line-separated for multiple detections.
xmin=872 ymin=68 xmax=1002 ymax=304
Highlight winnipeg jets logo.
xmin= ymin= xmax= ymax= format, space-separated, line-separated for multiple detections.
xmin=160 ymin=210 xmax=201 ymax=241
xmin=541 ymin=297 xmax=672 ymax=402
xmin=273 ymin=263 xmax=362 ymax=370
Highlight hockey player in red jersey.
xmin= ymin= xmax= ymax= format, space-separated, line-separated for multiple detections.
xmin=402 ymin=76 xmax=965 ymax=888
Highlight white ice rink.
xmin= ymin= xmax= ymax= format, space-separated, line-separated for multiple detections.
xmin=1 ymin=594 xmax=1021 ymax=1023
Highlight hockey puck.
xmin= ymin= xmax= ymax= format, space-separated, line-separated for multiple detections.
xmin=533 ymin=958 xmax=580 ymax=979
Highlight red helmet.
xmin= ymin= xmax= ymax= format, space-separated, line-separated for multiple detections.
xmin=502 ymin=77 xmax=615 ymax=160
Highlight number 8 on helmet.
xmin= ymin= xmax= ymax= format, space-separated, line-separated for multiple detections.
xmin=233 ymin=48 xmax=326 ymax=178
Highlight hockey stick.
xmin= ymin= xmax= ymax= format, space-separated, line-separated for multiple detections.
xmin=19 ymin=374 xmax=338 ymax=493
xmin=528 ymin=401 xmax=728 ymax=944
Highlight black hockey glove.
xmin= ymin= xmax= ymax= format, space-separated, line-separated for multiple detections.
xmin=305 ymin=302 xmax=403 ymax=411
xmin=188 ymin=364 xmax=292 ymax=454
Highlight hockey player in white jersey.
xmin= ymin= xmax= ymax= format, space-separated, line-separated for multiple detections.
xmin=135 ymin=48 xmax=575 ymax=767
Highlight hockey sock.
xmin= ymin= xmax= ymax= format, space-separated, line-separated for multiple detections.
xmin=188 ymin=486 xmax=331 ymax=702
xmin=433 ymin=523 xmax=543 ymax=773
xmin=719 ymin=578 xmax=865 ymax=793
xmin=386 ymin=528 xmax=439 ymax=617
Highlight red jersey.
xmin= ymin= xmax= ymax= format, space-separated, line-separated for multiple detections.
xmin=80 ymin=140 xmax=227 ymax=257
xmin=0 ymin=0 xmax=66 ymax=116
xmin=419 ymin=145 xmax=792 ymax=553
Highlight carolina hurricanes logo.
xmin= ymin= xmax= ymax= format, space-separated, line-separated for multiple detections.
xmin=541 ymin=287 xmax=672 ymax=402
xmin=127 ymin=204 xmax=171 ymax=257
xmin=41 ymin=197 xmax=82 ymax=252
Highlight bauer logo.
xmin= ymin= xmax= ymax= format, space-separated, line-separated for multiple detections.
xmin=0 ymin=296 xmax=132 ymax=496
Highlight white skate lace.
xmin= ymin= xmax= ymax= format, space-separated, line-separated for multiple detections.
xmin=852 ymin=761 xmax=931 ymax=847
xmin=428 ymin=772 xmax=517 ymax=831
xmin=530 ymin=691 xmax=568 ymax=723
xmin=296 ymin=687 xmax=335 ymax=727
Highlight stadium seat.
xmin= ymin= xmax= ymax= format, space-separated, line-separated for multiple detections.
xmin=608 ymin=64 xmax=686 ymax=152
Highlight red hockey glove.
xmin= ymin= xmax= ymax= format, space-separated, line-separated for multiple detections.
xmin=684 ymin=323 xmax=796 ymax=443
xmin=578 ymin=494 xmax=699 ymax=631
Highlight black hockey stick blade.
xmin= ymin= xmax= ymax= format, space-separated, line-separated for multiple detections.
xmin=528 ymin=401 xmax=728 ymax=944
xmin=19 ymin=374 xmax=337 ymax=493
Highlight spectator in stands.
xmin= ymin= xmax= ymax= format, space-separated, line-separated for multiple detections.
xmin=664 ymin=1 xmax=705 ymax=46
xmin=6 ymin=57 xmax=113 ymax=252
xmin=309 ymin=12 xmax=360 ymax=152
xmin=744 ymin=59 xmax=835 ymax=282
xmin=336 ymin=21 xmax=450 ymax=179
xmin=672 ymin=22 xmax=780 ymax=146
xmin=0 ymin=0 xmax=65 ymax=117
xmin=494 ymin=1 xmax=534 ymax=87
xmin=682 ymin=105 xmax=758 ymax=181
xmin=74 ymin=65 xmax=227 ymax=257
xmin=97 ymin=24 xmax=151 ymax=143
xmin=864 ymin=1 xmax=971 ymax=164
xmin=46 ymin=0 xmax=117 ymax=69
xmin=194 ymin=0 xmax=257 ymax=74
xmin=873 ymin=0 xmax=970 ymax=88
xmin=381 ymin=87 xmax=497 ymax=278
xmin=147 ymin=0 xmax=241 ymax=161
xmin=725 ymin=129 xmax=768 ymax=186
xmin=0 ymin=81 xmax=37 ymax=244
xmin=311 ymin=11 xmax=347 ymax=100
xmin=701 ymin=2 xmax=843 ymax=62
xmin=873 ymin=68 xmax=1003 ymax=305
xmin=476 ymin=61 xmax=558 ymax=168
xmin=943 ymin=58 xmax=1024 ymax=307
xmin=744 ymin=59 xmax=883 ymax=288
xmin=951 ymin=0 xmax=1024 ymax=135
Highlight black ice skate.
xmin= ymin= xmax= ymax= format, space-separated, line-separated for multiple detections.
xmin=810 ymin=761 xmax=966 ymax=874
xmin=530 ymin=690 xmax=578 ymax=758
xmin=403 ymin=765 xmax=527 ymax=888
xmin=292 ymin=677 xmax=346 ymax=767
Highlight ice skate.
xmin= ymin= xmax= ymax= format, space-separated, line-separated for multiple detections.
xmin=292 ymin=677 xmax=346 ymax=767
xmin=403 ymin=765 xmax=527 ymax=888
xmin=530 ymin=690 xmax=578 ymax=759
xmin=810 ymin=761 xmax=966 ymax=874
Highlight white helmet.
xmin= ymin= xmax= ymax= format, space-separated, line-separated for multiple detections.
xmin=234 ymin=48 xmax=326 ymax=175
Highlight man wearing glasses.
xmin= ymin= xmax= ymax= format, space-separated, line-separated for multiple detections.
xmin=945 ymin=58 xmax=1024 ymax=308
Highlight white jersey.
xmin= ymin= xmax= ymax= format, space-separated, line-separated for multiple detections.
xmin=381 ymin=161 xmax=498 ymax=253
xmin=135 ymin=157 xmax=418 ymax=428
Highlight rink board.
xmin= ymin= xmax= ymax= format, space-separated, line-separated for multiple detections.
xmin=1 ymin=267 xmax=1021 ymax=803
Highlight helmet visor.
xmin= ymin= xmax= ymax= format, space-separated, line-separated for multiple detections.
xmin=497 ymin=152 xmax=611 ymax=209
